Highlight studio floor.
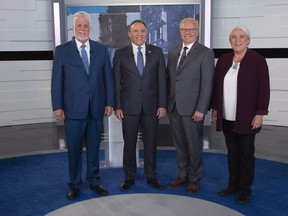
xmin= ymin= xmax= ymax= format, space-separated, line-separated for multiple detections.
xmin=0 ymin=122 xmax=288 ymax=216
xmin=0 ymin=122 xmax=287 ymax=164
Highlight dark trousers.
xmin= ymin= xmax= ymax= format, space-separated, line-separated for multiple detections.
xmin=168 ymin=108 xmax=204 ymax=183
xmin=122 ymin=112 xmax=159 ymax=180
xmin=65 ymin=117 xmax=103 ymax=189
xmin=223 ymin=119 xmax=256 ymax=193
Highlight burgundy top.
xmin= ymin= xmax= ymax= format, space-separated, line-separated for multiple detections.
xmin=211 ymin=49 xmax=270 ymax=134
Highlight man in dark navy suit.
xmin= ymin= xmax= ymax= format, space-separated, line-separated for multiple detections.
xmin=51 ymin=11 xmax=114 ymax=199
xmin=113 ymin=20 xmax=167 ymax=191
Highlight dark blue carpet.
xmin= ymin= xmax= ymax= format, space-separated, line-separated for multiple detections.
xmin=0 ymin=150 xmax=287 ymax=216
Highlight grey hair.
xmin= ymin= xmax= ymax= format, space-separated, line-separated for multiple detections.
xmin=229 ymin=26 xmax=250 ymax=40
xmin=180 ymin=18 xmax=199 ymax=28
xmin=73 ymin=11 xmax=91 ymax=27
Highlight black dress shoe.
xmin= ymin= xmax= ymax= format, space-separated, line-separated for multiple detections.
xmin=120 ymin=179 xmax=135 ymax=191
xmin=147 ymin=178 xmax=163 ymax=189
xmin=89 ymin=185 xmax=108 ymax=195
xmin=66 ymin=188 xmax=80 ymax=200
xmin=237 ymin=191 xmax=250 ymax=204
xmin=217 ymin=187 xmax=238 ymax=196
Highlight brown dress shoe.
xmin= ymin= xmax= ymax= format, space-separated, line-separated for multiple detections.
xmin=168 ymin=178 xmax=189 ymax=189
xmin=187 ymin=182 xmax=200 ymax=194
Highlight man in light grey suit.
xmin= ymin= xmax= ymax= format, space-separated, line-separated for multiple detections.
xmin=167 ymin=18 xmax=215 ymax=194
xmin=113 ymin=20 xmax=167 ymax=191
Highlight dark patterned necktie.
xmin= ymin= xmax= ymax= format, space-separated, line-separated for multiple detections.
xmin=177 ymin=46 xmax=188 ymax=72
xmin=81 ymin=44 xmax=89 ymax=74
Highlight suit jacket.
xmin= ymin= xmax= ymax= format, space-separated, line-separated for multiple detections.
xmin=210 ymin=49 xmax=270 ymax=134
xmin=51 ymin=37 xmax=114 ymax=119
xmin=167 ymin=41 xmax=215 ymax=116
xmin=113 ymin=43 xmax=167 ymax=115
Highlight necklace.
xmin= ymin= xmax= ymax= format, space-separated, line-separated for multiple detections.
xmin=232 ymin=62 xmax=239 ymax=69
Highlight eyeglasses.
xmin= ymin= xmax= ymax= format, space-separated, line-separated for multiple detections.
xmin=179 ymin=28 xmax=198 ymax=33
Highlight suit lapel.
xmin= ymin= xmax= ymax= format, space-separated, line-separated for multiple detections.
xmin=187 ymin=42 xmax=199 ymax=60
xmin=143 ymin=43 xmax=152 ymax=76
xmin=71 ymin=37 xmax=89 ymax=76
xmin=70 ymin=39 xmax=82 ymax=63
xmin=179 ymin=42 xmax=199 ymax=72
xmin=176 ymin=45 xmax=186 ymax=73
xmin=127 ymin=44 xmax=141 ymax=76
xmin=89 ymin=41 xmax=96 ymax=75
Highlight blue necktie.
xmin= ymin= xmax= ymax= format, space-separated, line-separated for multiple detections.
xmin=81 ymin=44 xmax=89 ymax=74
xmin=137 ymin=46 xmax=144 ymax=76
xmin=177 ymin=46 xmax=188 ymax=73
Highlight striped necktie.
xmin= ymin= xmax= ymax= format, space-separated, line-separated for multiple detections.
xmin=177 ymin=46 xmax=188 ymax=72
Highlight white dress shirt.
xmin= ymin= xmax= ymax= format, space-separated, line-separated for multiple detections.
xmin=132 ymin=43 xmax=146 ymax=66
xmin=75 ymin=39 xmax=90 ymax=65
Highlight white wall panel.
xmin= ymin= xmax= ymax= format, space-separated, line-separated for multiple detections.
xmin=0 ymin=109 xmax=53 ymax=126
xmin=0 ymin=0 xmax=36 ymax=10
xmin=266 ymin=60 xmax=288 ymax=92
xmin=0 ymin=30 xmax=52 ymax=41
xmin=256 ymin=59 xmax=288 ymax=126
xmin=270 ymin=80 xmax=288 ymax=91
xmin=266 ymin=110 xmax=288 ymax=126
xmin=0 ymin=61 xmax=52 ymax=81
xmin=0 ymin=79 xmax=50 ymax=90
xmin=271 ymin=91 xmax=288 ymax=99
xmin=251 ymin=38 xmax=288 ymax=48
xmin=213 ymin=6 xmax=265 ymax=18
xmin=0 ymin=89 xmax=47 ymax=101
xmin=0 ymin=0 xmax=53 ymax=125
xmin=264 ymin=109 xmax=277 ymax=122
xmin=0 ymin=60 xmax=53 ymax=126
xmin=0 ymin=94 xmax=51 ymax=112
xmin=212 ymin=1 xmax=288 ymax=48
xmin=0 ymin=0 xmax=53 ymax=51
xmin=0 ymin=41 xmax=53 ymax=51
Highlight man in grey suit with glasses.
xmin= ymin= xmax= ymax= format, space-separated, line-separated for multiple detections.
xmin=166 ymin=18 xmax=215 ymax=194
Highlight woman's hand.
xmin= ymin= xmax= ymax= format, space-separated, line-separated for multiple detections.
xmin=251 ymin=115 xmax=263 ymax=129
xmin=211 ymin=109 xmax=217 ymax=124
